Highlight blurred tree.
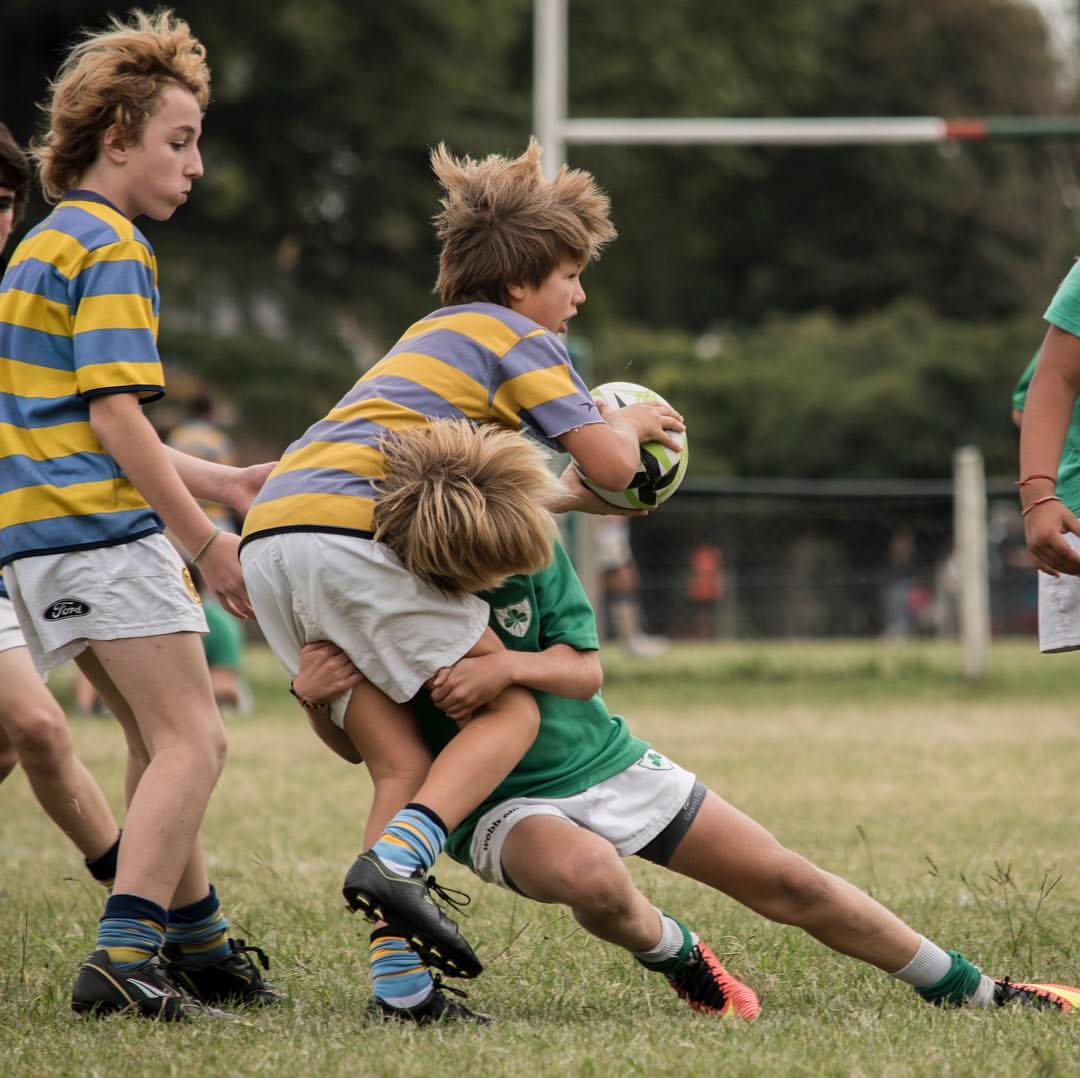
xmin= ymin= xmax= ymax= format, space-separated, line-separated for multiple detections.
xmin=1 ymin=0 xmax=1075 ymax=471
xmin=570 ymin=0 xmax=1080 ymax=329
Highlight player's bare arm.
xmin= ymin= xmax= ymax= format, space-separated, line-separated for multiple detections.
xmin=429 ymin=642 xmax=602 ymax=720
xmin=88 ymin=392 xmax=252 ymax=617
xmin=166 ymin=447 xmax=275 ymax=517
xmin=1019 ymin=325 xmax=1080 ymax=575
xmin=549 ymin=461 xmax=649 ymax=516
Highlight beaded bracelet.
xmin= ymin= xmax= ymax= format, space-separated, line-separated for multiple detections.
xmin=1021 ymin=494 xmax=1063 ymax=517
xmin=289 ymin=681 xmax=322 ymax=711
xmin=1015 ymin=473 xmax=1057 ymax=487
xmin=190 ymin=527 xmax=222 ymax=565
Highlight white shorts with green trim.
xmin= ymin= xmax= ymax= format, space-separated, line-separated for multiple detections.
xmin=2 ymin=533 xmax=207 ymax=673
xmin=468 ymin=749 xmax=698 ymax=890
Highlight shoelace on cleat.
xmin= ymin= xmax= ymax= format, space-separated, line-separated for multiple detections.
xmin=229 ymin=939 xmax=270 ymax=972
xmin=431 ymin=974 xmax=468 ymax=1001
xmin=425 ymin=876 xmax=473 ymax=916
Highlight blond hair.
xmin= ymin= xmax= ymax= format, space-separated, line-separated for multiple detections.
xmin=374 ymin=419 xmax=560 ymax=595
xmin=33 ymin=9 xmax=210 ymax=202
xmin=432 ymin=137 xmax=617 ymax=307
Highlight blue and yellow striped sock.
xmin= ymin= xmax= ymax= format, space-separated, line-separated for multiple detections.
xmin=369 ymin=926 xmax=434 ymax=1009
xmin=166 ymin=885 xmax=231 ymax=967
xmin=96 ymin=892 xmax=167 ymax=970
xmin=371 ymin=803 xmax=447 ymax=878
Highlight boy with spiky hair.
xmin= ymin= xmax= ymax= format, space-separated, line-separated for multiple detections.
xmin=0 ymin=10 xmax=276 ymax=1018
xmin=241 ymin=139 xmax=684 ymax=979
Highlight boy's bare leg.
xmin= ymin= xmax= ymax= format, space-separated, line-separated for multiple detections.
xmin=340 ymin=667 xmax=527 ymax=978
xmin=500 ymin=816 xmax=661 ymax=948
xmin=500 ymin=812 xmax=760 ymax=1018
xmin=343 ymin=682 xmax=430 ymax=847
xmin=81 ymin=633 xmax=224 ymax=909
xmin=414 ymin=626 xmax=539 ymax=829
xmin=0 ymin=646 xmax=118 ymax=861
xmin=664 ymin=790 xmax=920 ymax=971
xmin=77 ymin=646 xmax=213 ymax=908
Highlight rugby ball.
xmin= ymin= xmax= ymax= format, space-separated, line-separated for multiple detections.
xmin=578 ymin=381 xmax=688 ymax=509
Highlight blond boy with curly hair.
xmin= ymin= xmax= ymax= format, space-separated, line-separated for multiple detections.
xmin=0 ymin=10 xmax=275 ymax=1018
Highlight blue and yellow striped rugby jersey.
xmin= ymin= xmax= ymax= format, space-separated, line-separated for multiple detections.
xmin=242 ymin=301 xmax=603 ymax=545
xmin=0 ymin=191 xmax=166 ymax=565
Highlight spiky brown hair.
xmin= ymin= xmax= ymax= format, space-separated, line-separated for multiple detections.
xmin=432 ymin=137 xmax=617 ymax=307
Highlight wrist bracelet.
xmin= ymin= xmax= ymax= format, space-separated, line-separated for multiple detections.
xmin=289 ymin=680 xmax=322 ymax=711
xmin=1015 ymin=473 xmax=1057 ymax=488
xmin=191 ymin=527 xmax=222 ymax=565
xmin=1021 ymin=494 xmax=1063 ymax=517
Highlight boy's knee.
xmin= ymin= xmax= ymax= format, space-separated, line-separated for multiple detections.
xmin=560 ymin=845 xmax=633 ymax=917
xmin=3 ymin=701 xmax=73 ymax=772
xmin=763 ymin=852 xmax=834 ymax=923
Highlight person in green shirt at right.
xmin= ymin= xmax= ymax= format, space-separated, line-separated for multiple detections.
xmin=1013 ymin=352 xmax=1080 ymax=651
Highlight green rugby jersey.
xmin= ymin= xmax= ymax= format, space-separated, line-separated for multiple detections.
xmin=415 ymin=541 xmax=646 ymax=868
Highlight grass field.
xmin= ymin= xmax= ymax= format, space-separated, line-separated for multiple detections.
xmin=1 ymin=639 xmax=1078 ymax=1077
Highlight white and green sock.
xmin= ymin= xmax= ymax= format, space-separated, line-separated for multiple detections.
xmin=633 ymin=910 xmax=697 ymax=974
xmin=893 ymin=938 xmax=995 ymax=1007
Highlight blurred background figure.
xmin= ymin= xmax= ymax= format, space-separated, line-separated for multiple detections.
xmin=881 ymin=527 xmax=927 ymax=641
xmin=0 ymin=122 xmax=29 ymax=264
xmin=191 ymin=566 xmax=252 ymax=715
xmin=597 ymin=516 xmax=667 ymax=657
xmin=168 ymin=392 xmax=251 ymax=713
xmin=686 ymin=540 xmax=726 ymax=639
xmin=167 ymin=393 xmax=239 ymax=532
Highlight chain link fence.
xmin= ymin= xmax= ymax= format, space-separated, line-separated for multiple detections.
xmin=606 ymin=478 xmax=1033 ymax=644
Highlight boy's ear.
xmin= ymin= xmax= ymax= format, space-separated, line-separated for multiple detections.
xmin=100 ymin=124 xmax=130 ymax=164
xmin=506 ymin=282 xmax=527 ymax=302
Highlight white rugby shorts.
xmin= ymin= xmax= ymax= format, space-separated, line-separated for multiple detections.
xmin=2 ymin=533 xmax=207 ymax=673
xmin=0 ymin=596 xmax=25 ymax=655
xmin=468 ymin=749 xmax=697 ymax=889
xmin=240 ymin=531 xmax=490 ymax=726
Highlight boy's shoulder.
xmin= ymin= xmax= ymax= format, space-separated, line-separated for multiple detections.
xmin=26 ymin=192 xmax=150 ymax=256
xmin=12 ymin=193 xmax=154 ymax=285
xmin=404 ymin=301 xmax=559 ymax=352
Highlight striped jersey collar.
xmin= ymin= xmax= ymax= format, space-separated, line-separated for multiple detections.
xmin=62 ymin=189 xmax=126 ymax=215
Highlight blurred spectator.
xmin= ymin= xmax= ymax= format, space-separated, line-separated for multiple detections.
xmin=686 ymin=540 xmax=726 ymax=638
xmin=596 ymin=516 xmax=667 ymax=657
xmin=191 ymin=567 xmax=251 ymax=715
xmin=881 ymin=527 xmax=927 ymax=640
xmin=0 ymin=122 xmax=30 ymax=268
xmin=168 ymin=391 xmax=251 ymax=708
xmin=988 ymin=504 xmax=1038 ymax=635
xmin=167 ymin=392 xmax=238 ymax=532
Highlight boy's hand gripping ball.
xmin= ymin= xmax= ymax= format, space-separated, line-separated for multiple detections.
xmin=578 ymin=381 xmax=688 ymax=509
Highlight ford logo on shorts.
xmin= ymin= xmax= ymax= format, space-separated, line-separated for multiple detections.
xmin=44 ymin=599 xmax=91 ymax=620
